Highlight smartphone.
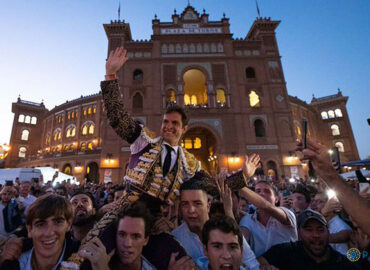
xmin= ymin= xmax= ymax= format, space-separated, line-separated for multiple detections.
xmin=282 ymin=190 xmax=291 ymax=197
xmin=331 ymin=147 xmax=341 ymax=173
xmin=301 ymin=118 xmax=308 ymax=149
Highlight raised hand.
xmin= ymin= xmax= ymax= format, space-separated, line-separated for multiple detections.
xmin=216 ymin=171 xmax=234 ymax=219
xmin=105 ymin=47 xmax=128 ymax=76
xmin=244 ymin=154 xmax=260 ymax=178
xmin=78 ymin=237 xmax=114 ymax=270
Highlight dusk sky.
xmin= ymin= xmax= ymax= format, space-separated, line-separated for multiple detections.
xmin=0 ymin=0 xmax=369 ymax=158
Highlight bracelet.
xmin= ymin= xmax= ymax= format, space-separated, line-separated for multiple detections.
xmin=104 ymin=74 xmax=117 ymax=81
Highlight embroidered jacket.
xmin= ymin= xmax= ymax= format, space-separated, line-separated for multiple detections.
xmin=101 ymin=80 xmax=199 ymax=204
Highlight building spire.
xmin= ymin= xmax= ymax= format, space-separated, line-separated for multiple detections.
xmin=188 ymin=0 xmax=190 ymax=6
xmin=118 ymin=0 xmax=121 ymax=21
xmin=255 ymin=0 xmax=261 ymax=18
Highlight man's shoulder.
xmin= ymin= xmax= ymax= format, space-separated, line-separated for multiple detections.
xmin=172 ymin=222 xmax=187 ymax=237
xmin=179 ymin=148 xmax=200 ymax=176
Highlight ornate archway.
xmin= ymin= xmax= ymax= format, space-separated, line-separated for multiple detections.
xmin=86 ymin=162 xmax=99 ymax=184
xmin=182 ymin=126 xmax=217 ymax=174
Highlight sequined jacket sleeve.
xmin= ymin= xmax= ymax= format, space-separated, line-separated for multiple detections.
xmin=101 ymin=79 xmax=142 ymax=144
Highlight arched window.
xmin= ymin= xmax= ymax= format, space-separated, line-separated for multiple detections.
xmin=335 ymin=109 xmax=343 ymax=117
xmin=295 ymin=125 xmax=301 ymax=138
xmin=71 ymin=111 xmax=75 ymax=118
xmin=68 ymin=113 xmax=71 ymax=120
xmin=58 ymin=131 xmax=62 ymax=140
xmin=191 ymin=95 xmax=197 ymax=106
xmin=71 ymin=127 xmax=76 ymax=137
xmin=321 ymin=111 xmax=328 ymax=120
xmin=331 ymin=124 xmax=340 ymax=136
xmin=63 ymin=164 xmax=72 ymax=175
xmin=64 ymin=145 xmax=69 ymax=151
xmin=87 ymin=142 xmax=93 ymax=150
xmin=88 ymin=125 xmax=94 ymax=135
xmin=21 ymin=130 xmax=30 ymax=141
xmin=184 ymin=138 xmax=192 ymax=149
xmin=66 ymin=129 xmax=71 ymax=138
xmin=328 ymin=110 xmax=335 ymax=119
xmin=133 ymin=93 xmax=143 ymax=110
xmin=166 ymin=89 xmax=176 ymax=105
xmin=246 ymin=67 xmax=256 ymax=79
xmin=18 ymin=114 xmax=25 ymax=123
xmin=25 ymin=115 xmax=31 ymax=124
xmin=194 ymin=137 xmax=202 ymax=149
xmin=133 ymin=69 xmax=143 ymax=81
xmin=19 ymin=147 xmax=27 ymax=158
xmin=254 ymin=119 xmax=265 ymax=137
xmin=335 ymin=142 xmax=344 ymax=152
xmin=88 ymin=107 xmax=92 ymax=115
xmin=216 ymin=89 xmax=226 ymax=106
xmin=80 ymin=143 xmax=86 ymax=151
xmin=93 ymin=107 xmax=96 ymax=114
xmin=249 ymin=90 xmax=260 ymax=107
xmin=83 ymin=109 xmax=87 ymax=116
xmin=184 ymin=94 xmax=190 ymax=105
xmin=54 ymin=129 xmax=61 ymax=141
xmin=82 ymin=125 xmax=88 ymax=135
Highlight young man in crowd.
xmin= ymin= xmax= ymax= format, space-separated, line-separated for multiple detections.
xmin=172 ymin=178 xmax=260 ymax=270
xmin=1 ymin=194 xmax=78 ymax=270
xmin=290 ymin=185 xmax=311 ymax=216
xmin=258 ymin=209 xmax=361 ymax=270
xmin=70 ymin=191 xmax=97 ymax=242
xmin=239 ymin=179 xmax=298 ymax=257
xmin=0 ymin=186 xmax=23 ymax=236
xmin=18 ymin=180 xmax=36 ymax=212
xmin=197 ymin=215 xmax=246 ymax=270
xmin=79 ymin=202 xmax=156 ymax=270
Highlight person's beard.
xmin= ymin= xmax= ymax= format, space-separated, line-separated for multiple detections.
xmin=73 ymin=210 xmax=95 ymax=226
xmin=303 ymin=237 xmax=329 ymax=258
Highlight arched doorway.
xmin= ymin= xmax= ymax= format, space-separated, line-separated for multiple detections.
xmin=183 ymin=69 xmax=208 ymax=107
xmin=86 ymin=162 xmax=99 ymax=184
xmin=266 ymin=160 xmax=278 ymax=181
xmin=62 ymin=163 xmax=73 ymax=176
xmin=182 ymin=127 xmax=217 ymax=174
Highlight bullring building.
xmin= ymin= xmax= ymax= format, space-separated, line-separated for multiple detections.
xmin=6 ymin=5 xmax=359 ymax=183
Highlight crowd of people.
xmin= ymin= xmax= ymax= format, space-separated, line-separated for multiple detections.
xmin=0 ymin=47 xmax=369 ymax=270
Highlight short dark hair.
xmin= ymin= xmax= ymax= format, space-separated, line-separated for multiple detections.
xmin=202 ymin=215 xmax=243 ymax=249
xmin=70 ymin=190 xmax=96 ymax=209
xmin=115 ymin=202 xmax=153 ymax=237
xmin=27 ymin=194 xmax=73 ymax=226
xmin=255 ymin=180 xmax=278 ymax=196
xmin=294 ymin=185 xmax=311 ymax=204
xmin=165 ymin=104 xmax=189 ymax=126
xmin=180 ymin=177 xmax=208 ymax=194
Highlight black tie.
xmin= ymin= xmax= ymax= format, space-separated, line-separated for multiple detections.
xmin=163 ymin=144 xmax=174 ymax=177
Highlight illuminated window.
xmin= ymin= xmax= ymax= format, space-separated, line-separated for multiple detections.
xmin=88 ymin=107 xmax=92 ymax=115
xmin=86 ymin=166 xmax=90 ymax=174
xmin=183 ymin=69 xmax=208 ymax=107
xmin=82 ymin=125 xmax=88 ymax=135
xmin=335 ymin=142 xmax=344 ymax=152
xmin=88 ymin=125 xmax=94 ymax=135
xmin=31 ymin=116 xmax=37 ymax=125
xmin=216 ymin=89 xmax=226 ymax=105
xmin=18 ymin=114 xmax=25 ymax=122
xmin=64 ymin=145 xmax=69 ymax=151
xmin=25 ymin=115 xmax=31 ymax=124
xmin=246 ymin=67 xmax=256 ymax=79
xmin=19 ymin=147 xmax=27 ymax=158
xmin=328 ymin=110 xmax=335 ymax=119
xmin=321 ymin=111 xmax=328 ymax=120
xmin=295 ymin=125 xmax=301 ymax=138
xmin=80 ymin=143 xmax=86 ymax=151
xmin=335 ymin=109 xmax=342 ymax=117
xmin=184 ymin=94 xmax=190 ymax=105
xmin=68 ymin=113 xmax=71 ymax=120
xmin=88 ymin=142 xmax=93 ymax=150
xmin=191 ymin=95 xmax=197 ymax=106
xmin=71 ymin=111 xmax=75 ymax=118
xmin=71 ymin=127 xmax=76 ymax=137
xmin=63 ymin=165 xmax=72 ymax=175
xmin=133 ymin=69 xmax=144 ymax=81
xmin=21 ymin=130 xmax=29 ymax=141
xmin=93 ymin=107 xmax=96 ymax=114
xmin=254 ymin=119 xmax=265 ymax=137
xmin=249 ymin=91 xmax=260 ymax=107
xmin=57 ymin=131 xmax=61 ymax=140
xmin=194 ymin=137 xmax=202 ymax=149
xmin=184 ymin=138 xmax=193 ymax=149
xmin=66 ymin=129 xmax=71 ymax=138
xmin=331 ymin=124 xmax=340 ymax=136
xmin=166 ymin=89 xmax=176 ymax=105
xmin=83 ymin=109 xmax=87 ymax=116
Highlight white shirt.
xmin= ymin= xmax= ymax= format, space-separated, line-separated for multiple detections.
xmin=328 ymin=215 xmax=352 ymax=256
xmin=172 ymin=222 xmax=260 ymax=270
xmin=239 ymin=207 xmax=298 ymax=257
xmin=18 ymin=194 xmax=36 ymax=213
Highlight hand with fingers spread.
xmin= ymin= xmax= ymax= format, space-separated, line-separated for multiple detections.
xmin=78 ymin=237 xmax=114 ymax=270
xmin=321 ymin=198 xmax=342 ymax=218
xmin=168 ymin=252 xmax=197 ymax=270
xmin=244 ymin=154 xmax=261 ymax=179
xmin=105 ymin=47 xmax=128 ymax=76
xmin=216 ymin=171 xmax=234 ymax=219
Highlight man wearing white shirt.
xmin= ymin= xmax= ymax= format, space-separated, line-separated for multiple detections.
xmin=18 ymin=181 xmax=36 ymax=213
